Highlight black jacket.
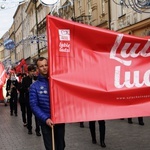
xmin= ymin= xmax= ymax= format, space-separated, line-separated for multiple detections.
xmin=22 ymin=75 xmax=36 ymax=102
xmin=6 ymin=79 xmax=18 ymax=97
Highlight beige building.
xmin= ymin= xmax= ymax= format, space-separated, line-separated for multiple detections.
xmin=72 ymin=0 xmax=110 ymax=28
xmin=1 ymin=31 xmax=11 ymax=70
xmin=72 ymin=0 xmax=150 ymax=36
xmin=9 ymin=24 xmax=15 ymax=67
xmin=0 ymin=39 xmax=4 ymax=63
xmin=13 ymin=1 xmax=51 ymax=65
xmin=110 ymin=1 xmax=150 ymax=36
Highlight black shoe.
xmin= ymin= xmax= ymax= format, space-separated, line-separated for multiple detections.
xmin=80 ymin=123 xmax=84 ymax=128
xmin=5 ymin=104 xmax=7 ymax=106
xmin=128 ymin=120 xmax=133 ymax=124
xmin=80 ymin=124 xmax=84 ymax=128
xmin=92 ymin=139 xmax=97 ymax=144
xmin=36 ymin=132 xmax=41 ymax=136
xmin=139 ymin=122 xmax=144 ymax=126
xmin=28 ymin=130 xmax=32 ymax=135
xmin=10 ymin=113 xmax=13 ymax=116
xmin=15 ymin=114 xmax=17 ymax=116
xmin=100 ymin=141 xmax=106 ymax=148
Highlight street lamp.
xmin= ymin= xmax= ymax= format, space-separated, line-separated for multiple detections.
xmin=39 ymin=0 xmax=59 ymax=6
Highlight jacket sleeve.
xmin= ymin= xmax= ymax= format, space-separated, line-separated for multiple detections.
xmin=29 ymin=83 xmax=50 ymax=124
xmin=22 ymin=77 xmax=29 ymax=92
xmin=6 ymin=79 xmax=11 ymax=91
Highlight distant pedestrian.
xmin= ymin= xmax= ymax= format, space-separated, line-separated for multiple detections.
xmin=128 ymin=117 xmax=144 ymax=125
xmin=6 ymin=73 xmax=18 ymax=116
xmin=89 ymin=120 xmax=106 ymax=148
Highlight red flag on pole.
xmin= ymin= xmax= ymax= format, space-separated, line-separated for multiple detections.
xmin=47 ymin=16 xmax=150 ymax=124
xmin=15 ymin=59 xmax=27 ymax=74
xmin=0 ymin=62 xmax=7 ymax=100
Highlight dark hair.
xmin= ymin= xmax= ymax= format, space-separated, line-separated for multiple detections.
xmin=27 ymin=64 xmax=36 ymax=71
xmin=35 ymin=57 xmax=47 ymax=66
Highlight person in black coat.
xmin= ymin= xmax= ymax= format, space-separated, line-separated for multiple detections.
xmin=6 ymin=73 xmax=18 ymax=116
xmin=10 ymin=82 xmax=18 ymax=116
xmin=89 ymin=120 xmax=106 ymax=148
xmin=22 ymin=65 xmax=41 ymax=136
xmin=18 ymin=73 xmax=27 ymax=126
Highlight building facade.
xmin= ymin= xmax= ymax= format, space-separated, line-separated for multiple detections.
xmin=110 ymin=1 xmax=150 ymax=36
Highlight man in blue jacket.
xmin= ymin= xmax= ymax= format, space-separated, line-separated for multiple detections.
xmin=29 ymin=57 xmax=65 ymax=150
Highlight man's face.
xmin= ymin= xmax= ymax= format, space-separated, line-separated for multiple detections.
xmin=37 ymin=59 xmax=48 ymax=76
xmin=28 ymin=70 xmax=35 ymax=77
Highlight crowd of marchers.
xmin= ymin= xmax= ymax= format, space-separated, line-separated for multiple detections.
xmin=2 ymin=57 xmax=145 ymax=150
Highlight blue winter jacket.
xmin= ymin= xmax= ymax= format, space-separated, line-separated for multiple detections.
xmin=29 ymin=74 xmax=50 ymax=125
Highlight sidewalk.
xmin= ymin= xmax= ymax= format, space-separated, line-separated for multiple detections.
xmin=0 ymin=103 xmax=150 ymax=150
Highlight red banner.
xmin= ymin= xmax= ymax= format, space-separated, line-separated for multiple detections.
xmin=46 ymin=16 xmax=150 ymax=124
xmin=0 ymin=62 xmax=7 ymax=100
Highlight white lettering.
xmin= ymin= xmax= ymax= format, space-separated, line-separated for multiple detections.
xmin=59 ymin=42 xmax=70 ymax=52
xmin=114 ymin=66 xmax=150 ymax=88
xmin=59 ymin=42 xmax=70 ymax=48
xmin=110 ymin=34 xmax=150 ymax=66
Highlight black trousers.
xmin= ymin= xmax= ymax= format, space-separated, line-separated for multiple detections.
xmin=41 ymin=123 xmax=65 ymax=150
xmin=10 ymin=98 xmax=18 ymax=115
xmin=89 ymin=120 xmax=105 ymax=143
xmin=26 ymin=102 xmax=40 ymax=132
xmin=128 ymin=117 xmax=143 ymax=123
xmin=20 ymin=102 xmax=27 ymax=124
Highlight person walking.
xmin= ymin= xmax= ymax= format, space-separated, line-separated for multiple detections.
xmin=128 ymin=117 xmax=144 ymax=125
xmin=89 ymin=120 xmax=106 ymax=148
xmin=10 ymin=80 xmax=18 ymax=116
xmin=18 ymin=73 xmax=27 ymax=126
xmin=29 ymin=57 xmax=65 ymax=150
xmin=6 ymin=73 xmax=18 ymax=116
xmin=22 ymin=65 xmax=41 ymax=136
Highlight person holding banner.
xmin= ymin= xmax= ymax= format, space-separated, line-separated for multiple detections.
xmin=29 ymin=57 xmax=65 ymax=150
xmin=89 ymin=120 xmax=106 ymax=148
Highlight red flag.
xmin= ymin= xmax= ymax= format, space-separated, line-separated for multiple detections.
xmin=15 ymin=65 xmax=22 ymax=73
xmin=0 ymin=62 xmax=7 ymax=100
xmin=20 ymin=59 xmax=26 ymax=66
xmin=15 ymin=59 xmax=27 ymax=74
xmin=47 ymin=16 xmax=150 ymax=124
xmin=0 ymin=62 xmax=7 ymax=88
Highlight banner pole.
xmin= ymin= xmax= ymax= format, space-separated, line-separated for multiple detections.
xmin=52 ymin=126 xmax=55 ymax=150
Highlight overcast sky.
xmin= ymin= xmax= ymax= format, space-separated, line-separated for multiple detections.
xmin=0 ymin=5 xmax=17 ymax=38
